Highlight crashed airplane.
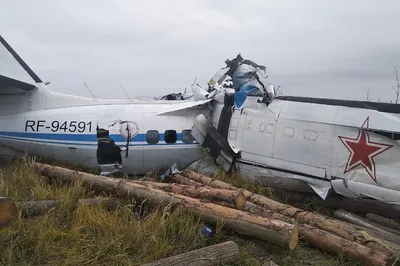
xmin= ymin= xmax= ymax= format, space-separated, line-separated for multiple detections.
xmin=1 ymin=35 xmax=400 ymax=207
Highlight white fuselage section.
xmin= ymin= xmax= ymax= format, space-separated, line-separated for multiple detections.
xmin=2 ymin=87 xmax=400 ymax=205
xmin=0 ymin=99 xmax=210 ymax=175
xmin=224 ymin=96 xmax=400 ymax=204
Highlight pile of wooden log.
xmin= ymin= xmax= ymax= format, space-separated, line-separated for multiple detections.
xmin=3 ymin=162 xmax=400 ymax=266
xmin=254 ymin=174 xmax=400 ymax=220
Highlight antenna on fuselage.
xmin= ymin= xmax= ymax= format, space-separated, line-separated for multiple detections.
xmin=119 ymin=83 xmax=132 ymax=100
xmin=83 ymin=81 xmax=96 ymax=98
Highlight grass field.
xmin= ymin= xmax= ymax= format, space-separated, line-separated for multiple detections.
xmin=0 ymin=157 xmax=362 ymax=266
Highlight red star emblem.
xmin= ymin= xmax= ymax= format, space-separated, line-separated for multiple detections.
xmin=338 ymin=117 xmax=393 ymax=183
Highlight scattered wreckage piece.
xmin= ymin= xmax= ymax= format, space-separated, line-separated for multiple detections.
xmin=333 ymin=209 xmax=400 ymax=245
xmin=141 ymin=240 xmax=240 ymax=266
xmin=33 ymin=163 xmax=299 ymax=250
xmin=0 ymin=197 xmax=18 ymax=229
xmin=127 ymin=180 xmax=247 ymax=210
xmin=366 ymin=213 xmax=400 ymax=232
xmin=17 ymin=197 xmax=119 ymax=217
xmin=191 ymin=113 xmax=239 ymax=172
xmin=256 ymin=175 xmax=317 ymax=194
xmin=178 ymin=170 xmax=400 ymax=257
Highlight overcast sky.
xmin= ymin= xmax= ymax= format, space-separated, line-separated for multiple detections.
xmin=1 ymin=0 xmax=400 ymax=102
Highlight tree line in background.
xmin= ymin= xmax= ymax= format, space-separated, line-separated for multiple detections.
xmin=273 ymin=66 xmax=400 ymax=103
xmin=366 ymin=66 xmax=400 ymax=103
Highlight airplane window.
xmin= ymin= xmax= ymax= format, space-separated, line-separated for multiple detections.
xmin=182 ymin=129 xmax=194 ymax=143
xmin=146 ymin=130 xmax=159 ymax=144
xmin=164 ymin=130 xmax=177 ymax=143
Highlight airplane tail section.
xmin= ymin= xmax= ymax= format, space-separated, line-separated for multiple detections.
xmin=0 ymin=35 xmax=49 ymax=115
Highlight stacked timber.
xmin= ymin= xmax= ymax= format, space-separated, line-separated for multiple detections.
xmin=24 ymin=163 xmax=400 ymax=266
xmin=32 ymin=163 xmax=299 ymax=250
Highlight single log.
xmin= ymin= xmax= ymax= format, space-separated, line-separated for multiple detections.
xmin=128 ymin=180 xmax=246 ymax=210
xmin=16 ymin=197 xmax=118 ymax=217
xmin=243 ymin=202 xmax=296 ymax=223
xmin=33 ymin=163 xmax=299 ymax=250
xmin=336 ymin=211 xmax=400 ymax=237
xmin=0 ymin=197 xmax=18 ymax=228
xmin=168 ymin=174 xmax=202 ymax=186
xmin=333 ymin=209 xmax=400 ymax=245
xmin=298 ymin=224 xmax=394 ymax=266
xmin=141 ymin=240 xmax=240 ymax=266
xmin=181 ymin=171 xmax=400 ymax=256
xmin=181 ymin=170 xmax=242 ymax=194
xmin=18 ymin=200 xmax=59 ymax=217
xmin=366 ymin=213 xmax=400 ymax=232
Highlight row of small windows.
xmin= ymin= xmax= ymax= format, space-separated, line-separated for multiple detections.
xmin=146 ymin=129 xmax=194 ymax=144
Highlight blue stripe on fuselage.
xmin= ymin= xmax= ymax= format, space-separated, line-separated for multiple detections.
xmin=0 ymin=131 xmax=183 ymax=143
xmin=0 ymin=131 xmax=195 ymax=147
xmin=0 ymin=135 xmax=198 ymax=147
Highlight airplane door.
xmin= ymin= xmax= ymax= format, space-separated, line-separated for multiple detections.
xmin=239 ymin=106 xmax=276 ymax=165
xmin=101 ymin=119 xmax=144 ymax=175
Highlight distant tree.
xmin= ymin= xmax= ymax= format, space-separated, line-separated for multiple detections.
xmin=274 ymin=85 xmax=283 ymax=96
xmin=366 ymin=66 xmax=399 ymax=103
xmin=366 ymin=88 xmax=372 ymax=101
xmin=392 ymin=66 xmax=400 ymax=104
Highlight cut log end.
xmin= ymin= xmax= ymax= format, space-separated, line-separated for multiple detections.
xmin=0 ymin=197 xmax=18 ymax=228
xmin=234 ymin=191 xmax=246 ymax=210
xmin=288 ymin=226 xmax=299 ymax=250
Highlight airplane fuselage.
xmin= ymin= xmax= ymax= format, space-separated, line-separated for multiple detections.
xmin=0 ymin=102 xmax=210 ymax=175
xmin=2 ymin=91 xmax=400 ymax=205
xmin=1 ymin=33 xmax=400 ymax=206
xmin=225 ymin=96 xmax=400 ymax=204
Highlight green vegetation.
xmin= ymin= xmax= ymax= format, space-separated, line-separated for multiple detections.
xmin=0 ymin=157 xmax=361 ymax=265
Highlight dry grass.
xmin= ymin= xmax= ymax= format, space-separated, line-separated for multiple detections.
xmin=0 ymin=157 xmax=361 ymax=266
